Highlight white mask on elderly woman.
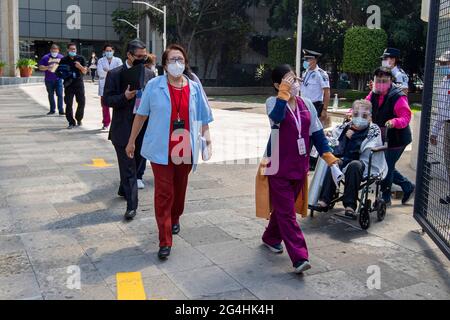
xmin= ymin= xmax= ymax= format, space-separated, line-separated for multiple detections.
xmin=351 ymin=106 xmax=371 ymax=130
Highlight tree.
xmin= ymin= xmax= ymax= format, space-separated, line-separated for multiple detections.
xmin=144 ymin=0 xmax=255 ymax=79
xmin=342 ymin=27 xmax=387 ymax=90
xmin=267 ymin=37 xmax=296 ymax=69
xmin=111 ymin=8 xmax=140 ymax=55
xmin=262 ymin=0 xmax=426 ymax=85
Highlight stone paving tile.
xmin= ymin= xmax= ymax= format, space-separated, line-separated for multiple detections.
xmin=79 ymin=238 xmax=145 ymax=263
xmin=306 ymin=270 xmax=380 ymax=300
xmin=0 ymin=251 xmax=33 ymax=276
xmin=0 ymin=273 xmax=43 ymax=300
xmin=198 ymin=288 xmax=259 ymax=300
xmin=109 ymin=274 xmax=189 ymax=300
xmin=0 ymin=235 xmax=26 ymax=255
xmin=196 ymin=240 xmax=267 ymax=266
xmin=93 ymin=254 xmax=163 ymax=285
xmin=27 ymin=244 xmax=91 ymax=272
xmin=180 ymin=225 xmax=236 ymax=247
xmin=216 ymin=220 xmax=266 ymax=240
xmin=384 ymin=282 xmax=450 ymax=300
xmin=166 ymin=266 xmax=243 ymax=299
xmin=151 ymin=245 xmax=214 ymax=274
xmin=246 ymin=275 xmax=324 ymax=300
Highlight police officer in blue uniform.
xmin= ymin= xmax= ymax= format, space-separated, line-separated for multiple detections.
xmin=381 ymin=48 xmax=409 ymax=95
xmin=300 ymin=49 xmax=331 ymax=124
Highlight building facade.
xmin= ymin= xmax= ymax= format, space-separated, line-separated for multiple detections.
xmin=18 ymin=0 xmax=140 ymax=59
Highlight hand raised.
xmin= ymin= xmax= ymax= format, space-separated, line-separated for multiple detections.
xmin=125 ymin=85 xmax=137 ymax=100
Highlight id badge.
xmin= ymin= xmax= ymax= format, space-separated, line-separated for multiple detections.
xmin=297 ymin=138 xmax=307 ymax=156
xmin=173 ymin=119 xmax=185 ymax=130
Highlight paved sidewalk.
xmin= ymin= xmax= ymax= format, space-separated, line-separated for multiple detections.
xmin=0 ymin=84 xmax=449 ymax=300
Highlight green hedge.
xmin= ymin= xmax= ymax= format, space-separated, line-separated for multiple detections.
xmin=268 ymin=37 xmax=296 ymax=69
xmin=343 ymin=27 xmax=387 ymax=74
xmin=343 ymin=90 xmax=368 ymax=101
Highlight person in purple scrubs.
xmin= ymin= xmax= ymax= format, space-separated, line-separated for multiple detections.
xmin=262 ymin=65 xmax=338 ymax=274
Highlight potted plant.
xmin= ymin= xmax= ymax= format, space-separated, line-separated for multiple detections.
xmin=0 ymin=61 xmax=5 ymax=77
xmin=16 ymin=58 xmax=37 ymax=78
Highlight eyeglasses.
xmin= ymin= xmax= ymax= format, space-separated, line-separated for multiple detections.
xmin=168 ymin=57 xmax=185 ymax=64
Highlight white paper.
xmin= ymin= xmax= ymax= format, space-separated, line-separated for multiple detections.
xmin=200 ymin=137 xmax=211 ymax=161
xmin=331 ymin=164 xmax=344 ymax=187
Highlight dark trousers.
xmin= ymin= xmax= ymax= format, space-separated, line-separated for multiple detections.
xmin=114 ymin=144 xmax=138 ymax=211
xmin=135 ymin=130 xmax=147 ymax=180
xmin=91 ymin=69 xmax=96 ymax=81
xmin=64 ymin=82 xmax=86 ymax=126
xmin=320 ymin=160 xmax=365 ymax=210
xmin=382 ymin=147 xmax=414 ymax=202
xmin=45 ymin=79 xmax=64 ymax=113
xmin=309 ymin=101 xmax=324 ymax=170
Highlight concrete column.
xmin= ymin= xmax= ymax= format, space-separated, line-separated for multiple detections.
xmin=0 ymin=0 xmax=19 ymax=77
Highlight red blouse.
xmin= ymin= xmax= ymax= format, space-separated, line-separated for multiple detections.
xmin=168 ymin=82 xmax=191 ymax=160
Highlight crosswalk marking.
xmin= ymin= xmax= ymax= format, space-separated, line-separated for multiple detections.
xmin=116 ymin=272 xmax=147 ymax=300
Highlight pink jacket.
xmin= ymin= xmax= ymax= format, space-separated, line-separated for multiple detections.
xmin=366 ymin=92 xmax=412 ymax=129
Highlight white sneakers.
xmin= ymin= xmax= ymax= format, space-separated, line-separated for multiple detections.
xmin=137 ymin=179 xmax=145 ymax=190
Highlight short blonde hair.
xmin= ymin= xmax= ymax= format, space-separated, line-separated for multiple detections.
xmin=352 ymin=99 xmax=372 ymax=114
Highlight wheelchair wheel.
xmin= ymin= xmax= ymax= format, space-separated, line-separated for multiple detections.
xmin=359 ymin=207 xmax=371 ymax=230
xmin=376 ymin=199 xmax=387 ymax=222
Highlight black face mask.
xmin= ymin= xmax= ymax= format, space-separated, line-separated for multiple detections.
xmin=132 ymin=58 xmax=146 ymax=66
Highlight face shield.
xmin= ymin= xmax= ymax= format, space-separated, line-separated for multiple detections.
xmin=372 ymin=76 xmax=391 ymax=95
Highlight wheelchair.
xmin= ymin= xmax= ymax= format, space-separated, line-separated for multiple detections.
xmin=309 ymin=145 xmax=388 ymax=231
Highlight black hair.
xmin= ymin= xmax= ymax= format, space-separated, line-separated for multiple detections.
xmin=373 ymin=67 xmax=394 ymax=80
xmin=127 ymin=39 xmax=146 ymax=55
xmin=271 ymin=64 xmax=293 ymax=91
xmin=67 ymin=43 xmax=76 ymax=49
xmin=103 ymin=43 xmax=114 ymax=51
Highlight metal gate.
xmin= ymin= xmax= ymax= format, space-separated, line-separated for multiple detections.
xmin=415 ymin=0 xmax=450 ymax=259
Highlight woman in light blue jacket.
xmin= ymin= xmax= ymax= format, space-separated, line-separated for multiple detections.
xmin=126 ymin=44 xmax=213 ymax=260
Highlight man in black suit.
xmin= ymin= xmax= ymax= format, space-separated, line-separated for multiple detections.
xmin=103 ymin=40 xmax=155 ymax=220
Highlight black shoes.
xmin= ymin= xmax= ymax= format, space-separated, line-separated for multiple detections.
xmin=77 ymin=121 xmax=83 ymax=127
xmin=124 ymin=209 xmax=137 ymax=221
xmin=67 ymin=124 xmax=75 ymax=130
xmin=47 ymin=111 xmax=55 ymax=115
xmin=172 ymin=224 xmax=181 ymax=235
xmin=402 ymin=184 xmax=416 ymax=205
xmin=158 ymin=246 xmax=171 ymax=260
xmin=118 ymin=188 xmax=126 ymax=198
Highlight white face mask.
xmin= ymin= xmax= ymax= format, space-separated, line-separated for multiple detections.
xmin=382 ymin=60 xmax=392 ymax=68
xmin=290 ymin=82 xmax=301 ymax=97
xmin=167 ymin=61 xmax=185 ymax=78
xmin=50 ymin=52 xmax=59 ymax=58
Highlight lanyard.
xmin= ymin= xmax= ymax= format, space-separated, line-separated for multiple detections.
xmin=287 ymin=103 xmax=302 ymax=138
xmin=303 ymin=70 xmax=314 ymax=87
xmin=168 ymin=79 xmax=186 ymax=121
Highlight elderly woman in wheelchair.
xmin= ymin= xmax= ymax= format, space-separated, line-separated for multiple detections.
xmin=311 ymin=99 xmax=388 ymax=227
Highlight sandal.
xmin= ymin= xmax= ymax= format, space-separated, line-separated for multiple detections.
xmin=312 ymin=201 xmax=329 ymax=213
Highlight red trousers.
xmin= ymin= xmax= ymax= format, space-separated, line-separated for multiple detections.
xmin=151 ymin=161 xmax=192 ymax=247
xmin=101 ymin=97 xmax=111 ymax=128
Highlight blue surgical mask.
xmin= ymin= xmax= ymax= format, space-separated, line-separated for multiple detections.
xmin=68 ymin=51 xmax=77 ymax=57
xmin=352 ymin=117 xmax=369 ymax=129
xmin=303 ymin=61 xmax=310 ymax=70
xmin=105 ymin=52 xmax=114 ymax=59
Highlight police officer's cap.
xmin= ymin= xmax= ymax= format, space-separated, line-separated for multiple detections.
xmin=381 ymin=48 xmax=401 ymax=59
xmin=303 ymin=49 xmax=322 ymax=60
xmin=437 ymin=51 xmax=450 ymax=63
